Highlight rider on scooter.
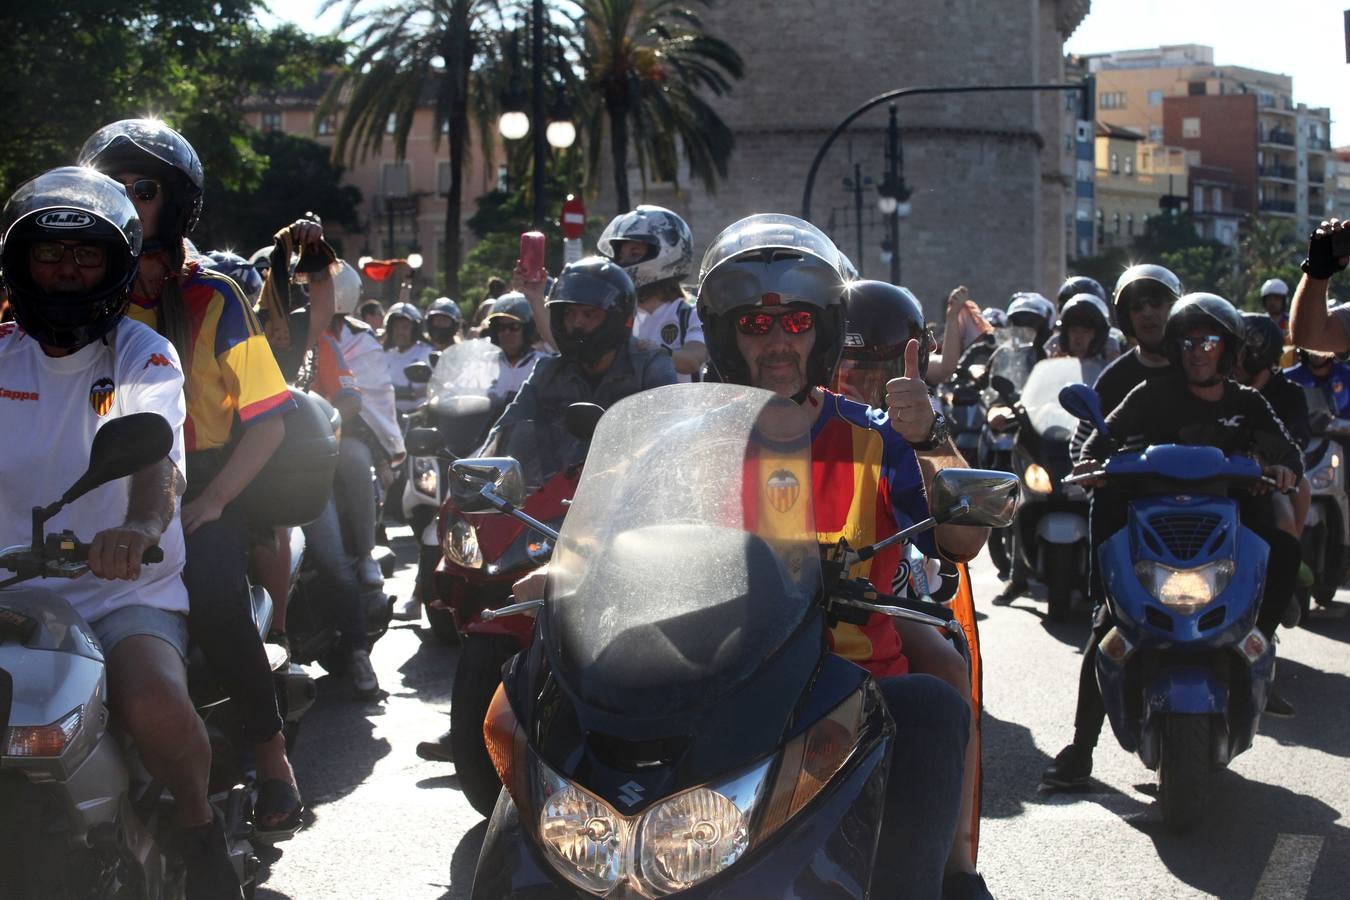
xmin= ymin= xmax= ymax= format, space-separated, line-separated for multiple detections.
xmin=383 ymin=301 xmax=433 ymax=415
xmin=0 ymin=166 xmax=237 ymax=899
xmin=482 ymin=291 xmax=547 ymax=403
xmin=698 ymin=216 xmax=991 ymax=900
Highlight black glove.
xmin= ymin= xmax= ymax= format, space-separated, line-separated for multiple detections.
xmin=1302 ymin=225 xmax=1349 ymax=280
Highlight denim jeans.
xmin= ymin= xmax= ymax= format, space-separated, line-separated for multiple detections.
xmin=301 ymin=496 xmax=369 ymax=653
xmin=872 ymin=674 xmax=971 ymax=900
xmin=334 ymin=435 xmax=377 ymax=560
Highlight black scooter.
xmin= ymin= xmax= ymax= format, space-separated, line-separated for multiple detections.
xmin=457 ymin=385 xmax=1018 ymax=898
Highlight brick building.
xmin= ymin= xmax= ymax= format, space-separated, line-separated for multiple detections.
xmin=588 ymin=0 xmax=1092 ymax=319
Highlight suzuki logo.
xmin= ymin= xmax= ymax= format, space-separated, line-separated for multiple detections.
xmin=618 ymin=781 xmax=645 ymax=808
xmin=36 ymin=209 xmax=94 ymax=229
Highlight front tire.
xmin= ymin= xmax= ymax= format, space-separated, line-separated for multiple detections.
xmin=1158 ymin=714 xmax=1212 ymax=833
xmin=452 ymin=634 xmax=520 ymax=817
xmin=1044 ymin=543 xmax=1077 ymax=622
xmin=426 ymin=604 xmax=461 ymax=646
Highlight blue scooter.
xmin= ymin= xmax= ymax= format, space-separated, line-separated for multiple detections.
xmin=1060 ymin=385 xmax=1276 ymax=832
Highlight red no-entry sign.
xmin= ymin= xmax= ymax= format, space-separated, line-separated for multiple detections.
xmin=561 ymin=194 xmax=586 ymax=241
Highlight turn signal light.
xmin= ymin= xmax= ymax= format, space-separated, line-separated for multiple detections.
xmin=755 ymin=689 xmax=863 ymax=844
xmin=4 ymin=709 xmax=81 ymax=757
xmin=1099 ymin=627 xmax=1135 ymax=663
xmin=1239 ymin=628 xmax=1269 ymax=664
xmin=483 ymin=683 xmax=526 ymax=802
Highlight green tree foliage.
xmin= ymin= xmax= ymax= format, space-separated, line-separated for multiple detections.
xmin=195 ymin=131 xmax=362 ymax=255
xmin=0 ymin=2 xmax=341 ymax=201
xmin=575 ymin=0 xmax=743 ymax=214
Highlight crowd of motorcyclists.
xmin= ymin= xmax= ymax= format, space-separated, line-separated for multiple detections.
xmin=1 ymin=109 xmax=1349 ymax=899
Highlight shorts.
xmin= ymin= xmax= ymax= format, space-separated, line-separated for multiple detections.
xmin=89 ymin=604 xmax=189 ymax=661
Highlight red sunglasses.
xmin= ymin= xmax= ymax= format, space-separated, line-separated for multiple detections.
xmin=735 ymin=309 xmax=816 ymax=336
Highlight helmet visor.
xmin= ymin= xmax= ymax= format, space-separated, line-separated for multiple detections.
xmin=835 ymin=358 xmax=902 ymax=407
xmin=546 ymin=270 xmax=628 ymax=311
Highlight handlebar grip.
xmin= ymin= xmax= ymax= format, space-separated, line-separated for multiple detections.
xmin=142 ymin=547 xmax=164 ymax=564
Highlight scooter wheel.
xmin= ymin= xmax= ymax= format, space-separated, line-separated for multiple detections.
xmin=452 ymin=634 xmax=520 ymax=817
xmin=426 ymin=604 xmax=461 ymax=646
xmin=1158 ymin=714 xmax=1211 ymax=833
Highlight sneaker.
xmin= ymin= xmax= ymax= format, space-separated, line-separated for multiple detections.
xmin=178 ymin=815 xmax=244 ymax=900
xmin=358 ymin=555 xmax=385 ymax=587
xmin=350 ymin=649 xmax=380 ymax=697
xmin=1040 ymin=743 xmax=1093 ymax=790
xmin=993 ymin=580 xmax=1027 ymax=606
xmin=1281 ymin=596 xmax=1303 ymax=629
xmin=415 ymin=728 xmax=455 ymax=763
xmin=391 ymin=593 xmax=421 ymax=622
xmin=1265 ymin=690 xmax=1296 ymax=718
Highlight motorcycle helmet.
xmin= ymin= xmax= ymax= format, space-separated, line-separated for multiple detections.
xmin=78 ymin=119 xmax=204 ymax=251
xmin=982 ymin=306 xmax=1008 ymax=329
xmin=0 ymin=166 xmax=143 ymax=349
xmin=201 ymin=249 xmax=264 ymax=302
xmin=1113 ymin=264 xmax=1182 ymax=338
xmin=1057 ymin=275 xmax=1107 ymax=310
xmin=545 ymin=257 xmax=636 ymax=365
xmin=835 ymin=280 xmax=928 ymax=406
xmin=425 ymin=296 xmax=462 ymax=344
xmin=1163 ymin=292 xmax=1245 ymax=376
xmin=483 ymin=290 xmax=539 ymax=347
xmin=384 ymin=300 xmax=423 ymax=329
xmin=697 ymin=213 xmax=848 ymax=389
xmin=1055 ymin=293 xmax=1110 ymax=357
xmin=1240 ymin=311 xmax=1285 ymax=376
xmin=331 ymin=260 xmax=363 ymax=315
xmin=596 ymin=205 xmax=693 ymax=291
xmin=1005 ymin=292 xmax=1056 ymax=347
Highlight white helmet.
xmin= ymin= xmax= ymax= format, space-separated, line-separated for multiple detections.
xmin=597 ymin=205 xmax=693 ymax=289
xmin=332 ymin=260 xmax=363 ymax=315
xmin=1259 ymin=278 xmax=1289 ymax=297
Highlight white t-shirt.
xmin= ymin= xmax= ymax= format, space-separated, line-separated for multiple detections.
xmin=385 ymin=341 xmax=434 ymax=413
xmin=490 ymin=347 xmax=546 ymax=401
xmin=632 ymin=299 xmax=704 ymax=384
xmin=335 ymin=318 xmax=405 ymax=458
xmin=0 ymin=318 xmax=188 ymax=623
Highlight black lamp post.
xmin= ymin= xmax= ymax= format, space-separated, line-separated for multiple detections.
xmin=876 ymin=103 xmax=913 ymax=285
xmin=841 ymin=163 xmax=873 ymax=278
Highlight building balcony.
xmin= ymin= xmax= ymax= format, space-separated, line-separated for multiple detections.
xmin=1258 ymin=164 xmax=1298 ymax=181
xmin=1308 ymin=137 xmax=1331 ymax=152
xmin=1258 ymin=199 xmax=1297 ymax=215
xmin=1261 ymin=130 xmax=1296 ymax=147
xmin=1309 ymin=169 xmax=1327 ymax=183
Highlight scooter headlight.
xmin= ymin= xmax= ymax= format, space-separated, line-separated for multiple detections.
xmin=637 ymin=788 xmax=751 ymax=893
xmin=1134 ymin=560 xmax=1233 ymax=614
xmin=1024 ymin=463 xmax=1053 ymax=495
xmin=413 ymin=456 xmax=439 ymax=496
xmin=442 ymin=515 xmax=482 ymax=569
xmin=536 ymin=764 xmax=627 ymax=894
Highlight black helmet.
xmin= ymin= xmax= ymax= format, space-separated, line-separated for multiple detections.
xmin=1113 ymin=264 xmax=1182 ymax=338
xmin=0 ymin=167 xmax=143 ymax=349
xmin=1240 ymin=312 xmax=1285 ymax=376
xmin=1056 ymin=294 xmax=1110 ymax=357
xmin=484 ymin=291 xmax=540 ymax=346
xmin=78 ymin=119 xmax=204 ymax=248
xmin=202 ymin=249 xmax=263 ymax=301
xmin=697 ymin=213 xmax=848 ymax=388
xmin=1163 ymin=292 xmax=1245 ymax=376
xmin=545 ymin=256 xmax=636 ymax=364
xmin=1057 ymin=275 xmax=1107 ymax=310
xmin=834 ymin=281 xmax=928 ymax=405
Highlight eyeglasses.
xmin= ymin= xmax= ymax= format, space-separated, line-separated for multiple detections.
xmin=30 ymin=241 xmax=107 ymax=268
xmin=1180 ymin=334 xmax=1223 ymax=353
xmin=735 ymin=309 xmax=815 ymax=336
xmin=118 ymin=179 xmax=160 ymax=203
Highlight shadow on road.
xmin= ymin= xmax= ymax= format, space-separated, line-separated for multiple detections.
xmin=996 ymin=587 xmax=1093 ymax=649
xmin=441 ymin=819 xmax=488 ymax=900
xmin=289 ymin=677 xmax=391 ymax=812
xmin=980 ymin=711 xmax=1057 ymax=819
xmin=1260 ymin=656 xmax=1350 ymax=759
xmin=391 ymin=624 xmax=459 ymax=704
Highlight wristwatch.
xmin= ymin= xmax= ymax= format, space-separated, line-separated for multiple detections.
xmin=911 ymin=410 xmax=950 ymax=451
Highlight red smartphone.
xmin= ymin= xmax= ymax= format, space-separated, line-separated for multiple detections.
xmin=519 ymin=231 xmax=546 ymax=281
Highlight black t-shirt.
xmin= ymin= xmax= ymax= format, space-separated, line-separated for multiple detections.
xmin=1071 ymin=349 xmax=1173 ymax=461
xmin=1083 ymin=374 xmax=1304 ymax=478
xmin=1261 ymin=371 xmax=1310 ymax=450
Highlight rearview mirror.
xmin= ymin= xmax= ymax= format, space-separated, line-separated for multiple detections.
xmin=405 ymin=427 xmax=443 ymax=457
xmin=930 ymin=469 xmax=1020 ymax=527
xmin=1058 ymin=383 xmax=1108 ymax=440
xmin=404 ymin=361 xmax=433 ymax=384
xmin=450 ymin=457 xmax=526 ymax=511
xmin=990 ymin=374 xmax=1016 ymax=402
xmin=564 ymin=402 xmax=605 ymax=442
xmin=64 ymin=413 xmax=174 ymax=505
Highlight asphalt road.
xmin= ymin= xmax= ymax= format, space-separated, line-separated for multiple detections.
xmin=256 ymin=528 xmax=1350 ymax=899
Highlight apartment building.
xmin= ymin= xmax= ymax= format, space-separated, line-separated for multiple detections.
xmin=1093 ymin=123 xmax=1188 ymax=250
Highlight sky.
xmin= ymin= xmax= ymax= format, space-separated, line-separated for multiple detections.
xmin=270 ymin=0 xmax=1349 ymax=147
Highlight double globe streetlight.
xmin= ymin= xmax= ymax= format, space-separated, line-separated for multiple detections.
xmin=497 ymin=0 xmax=575 ymax=228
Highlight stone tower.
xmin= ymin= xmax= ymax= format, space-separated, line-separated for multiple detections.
xmin=594 ymin=0 xmax=1091 ymax=319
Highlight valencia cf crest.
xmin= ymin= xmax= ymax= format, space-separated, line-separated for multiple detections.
xmin=661 ymin=323 xmax=679 ymax=345
xmin=766 ymin=469 xmax=800 ymax=514
xmin=89 ymin=377 xmax=115 ymax=417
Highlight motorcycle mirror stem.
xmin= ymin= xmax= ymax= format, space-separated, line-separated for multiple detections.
xmin=1059 ymin=383 xmax=1110 ymax=440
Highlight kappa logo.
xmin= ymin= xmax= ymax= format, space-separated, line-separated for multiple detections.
xmin=89 ymin=377 xmax=115 ymax=417
xmin=36 ymin=209 xmax=94 ymax=229
xmin=143 ymin=353 xmax=173 ymax=370
xmin=766 ymin=469 xmax=801 ymax=514
xmin=0 ymin=386 xmax=39 ymax=402
xmin=660 ymin=322 xmax=679 ymax=345
xmin=1217 ymin=415 xmax=1244 ymax=428
xmin=617 ymin=780 xmax=645 ymax=808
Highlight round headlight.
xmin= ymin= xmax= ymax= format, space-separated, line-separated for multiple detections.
xmin=638 ymin=788 xmax=750 ymax=894
xmin=538 ymin=782 xmax=625 ymax=894
xmin=1024 ymin=463 xmax=1053 ymax=495
xmin=442 ymin=516 xmax=482 ymax=569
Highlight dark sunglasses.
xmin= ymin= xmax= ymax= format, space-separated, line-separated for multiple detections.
xmin=30 ymin=241 xmax=107 ymax=268
xmin=1180 ymin=334 xmax=1222 ymax=353
xmin=735 ymin=309 xmax=815 ymax=336
xmin=1126 ymin=293 xmax=1172 ymax=312
xmin=119 ymin=178 xmax=160 ymax=203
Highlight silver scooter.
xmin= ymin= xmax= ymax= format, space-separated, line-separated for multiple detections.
xmin=1299 ymin=386 xmax=1350 ymax=616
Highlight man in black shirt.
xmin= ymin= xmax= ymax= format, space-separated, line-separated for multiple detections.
xmin=1043 ymin=292 xmax=1303 ymax=789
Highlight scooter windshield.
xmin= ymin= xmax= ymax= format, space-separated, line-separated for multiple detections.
xmin=547 ymin=383 xmax=821 ymax=717
xmin=427 ymin=337 xmax=503 ymax=413
xmin=988 ymin=326 xmax=1038 ymax=393
xmin=1020 ymin=357 xmax=1103 ymax=441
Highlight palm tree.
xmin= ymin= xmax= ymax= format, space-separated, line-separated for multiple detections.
xmin=317 ymin=0 xmax=504 ymax=295
xmin=576 ymin=0 xmax=743 ymax=214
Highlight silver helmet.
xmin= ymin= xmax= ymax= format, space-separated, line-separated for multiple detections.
xmin=597 ymin=205 xmax=693 ymax=290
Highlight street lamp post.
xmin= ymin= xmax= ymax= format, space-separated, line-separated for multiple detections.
xmin=842 ymin=163 xmax=872 ymax=278
xmin=876 ymin=103 xmax=912 ymax=285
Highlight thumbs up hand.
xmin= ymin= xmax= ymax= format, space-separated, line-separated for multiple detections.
xmin=885 ymin=338 xmax=938 ymax=444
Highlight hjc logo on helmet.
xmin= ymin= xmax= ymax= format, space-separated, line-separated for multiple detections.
xmin=36 ymin=210 xmax=95 ymax=229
